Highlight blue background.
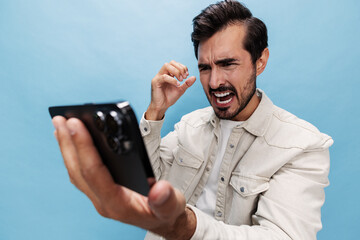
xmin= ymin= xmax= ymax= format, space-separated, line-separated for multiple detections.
xmin=1 ymin=0 xmax=359 ymax=239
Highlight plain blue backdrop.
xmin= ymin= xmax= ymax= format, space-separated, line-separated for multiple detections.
xmin=1 ymin=0 xmax=359 ymax=239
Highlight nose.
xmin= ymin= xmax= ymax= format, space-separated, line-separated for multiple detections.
xmin=209 ymin=67 xmax=225 ymax=89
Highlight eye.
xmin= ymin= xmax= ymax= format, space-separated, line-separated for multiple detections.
xmin=222 ymin=62 xmax=234 ymax=67
xmin=221 ymin=62 xmax=239 ymax=69
xmin=199 ymin=65 xmax=211 ymax=72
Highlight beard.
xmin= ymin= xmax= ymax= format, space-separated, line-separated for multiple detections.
xmin=207 ymin=69 xmax=257 ymax=120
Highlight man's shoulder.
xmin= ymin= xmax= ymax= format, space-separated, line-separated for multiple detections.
xmin=178 ymin=106 xmax=213 ymax=128
xmin=265 ymin=105 xmax=333 ymax=151
xmin=272 ymin=105 xmax=321 ymax=133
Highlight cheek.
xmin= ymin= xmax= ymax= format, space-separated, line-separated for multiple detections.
xmin=226 ymin=70 xmax=243 ymax=87
xmin=199 ymin=75 xmax=209 ymax=89
xmin=227 ymin=69 xmax=253 ymax=89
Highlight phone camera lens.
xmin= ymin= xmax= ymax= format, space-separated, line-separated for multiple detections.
xmin=122 ymin=140 xmax=133 ymax=152
xmin=107 ymin=136 xmax=120 ymax=152
xmin=105 ymin=111 xmax=123 ymax=135
xmin=94 ymin=111 xmax=105 ymax=131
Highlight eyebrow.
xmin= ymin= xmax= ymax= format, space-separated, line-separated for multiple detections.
xmin=198 ymin=58 xmax=239 ymax=69
xmin=215 ymin=58 xmax=239 ymax=65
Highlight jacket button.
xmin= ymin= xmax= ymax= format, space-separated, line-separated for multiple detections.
xmin=229 ymin=144 xmax=234 ymax=148
xmin=216 ymin=211 xmax=222 ymax=217
xmin=240 ymin=187 xmax=245 ymax=193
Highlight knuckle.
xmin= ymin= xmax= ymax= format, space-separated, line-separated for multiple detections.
xmin=152 ymin=75 xmax=161 ymax=82
xmin=80 ymin=165 xmax=96 ymax=181
xmin=80 ymin=162 xmax=106 ymax=183
xmin=96 ymin=206 xmax=109 ymax=218
xmin=68 ymin=174 xmax=77 ymax=185
xmin=67 ymin=168 xmax=79 ymax=185
xmin=100 ymin=204 xmax=118 ymax=219
xmin=152 ymin=76 xmax=159 ymax=83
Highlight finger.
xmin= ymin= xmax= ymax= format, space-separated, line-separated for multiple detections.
xmin=177 ymin=62 xmax=189 ymax=74
xmin=54 ymin=130 xmax=58 ymax=141
xmin=162 ymin=62 xmax=183 ymax=81
xmin=179 ymin=76 xmax=196 ymax=92
xmin=147 ymin=181 xmax=186 ymax=222
xmin=147 ymin=177 xmax=156 ymax=188
xmin=179 ymin=62 xmax=189 ymax=79
xmin=52 ymin=116 xmax=82 ymax=185
xmin=169 ymin=60 xmax=188 ymax=80
xmin=156 ymin=74 xmax=180 ymax=87
xmin=53 ymin=117 xmax=102 ymax=210
xmin=66 ymin=118 xmax=118 ymax=201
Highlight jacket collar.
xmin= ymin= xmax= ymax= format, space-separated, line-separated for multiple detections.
xmin=209 ymin=89 xmax=273 ymax=137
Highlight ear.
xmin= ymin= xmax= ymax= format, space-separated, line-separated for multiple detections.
xmin=255 ymin=48 xmax=269 ymax=76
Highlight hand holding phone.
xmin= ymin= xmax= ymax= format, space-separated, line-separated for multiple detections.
xmin=50 ymin=101 xmax=193 ymax=238
xmin=49 ymin=101 xmax=154 ymax=196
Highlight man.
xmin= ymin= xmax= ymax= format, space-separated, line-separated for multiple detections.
xmin=52 ymin=1 xmax=333 ymax=239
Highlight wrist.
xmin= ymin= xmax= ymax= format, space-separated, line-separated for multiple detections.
xmin=163 ymin=207 xmax=196 ymax=240
xmin=145 ymin=105 xmax=166 ymax=121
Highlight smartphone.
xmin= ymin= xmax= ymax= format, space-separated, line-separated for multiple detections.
xmin=49 ymin=101 xmax=154 ymax=196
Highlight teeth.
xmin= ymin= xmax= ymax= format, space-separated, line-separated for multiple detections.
xmin=217 ymin=97 xmax=232 ymax=104
xmin=214 ymin=92 xmax=231 ymax=97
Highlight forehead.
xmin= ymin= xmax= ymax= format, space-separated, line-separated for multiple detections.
xmin=198 ymin=24 xmax=248 ymax=62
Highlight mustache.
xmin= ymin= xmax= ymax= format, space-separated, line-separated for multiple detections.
xmin=209 ymin=86 xmax=238 ymax=97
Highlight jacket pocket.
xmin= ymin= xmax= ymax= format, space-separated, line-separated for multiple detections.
xmin=167 ymin=144 xmax=203 ymax=196
xmin=227 ymin=173 xmax=269 ymax=225
xmin=230 ymin=173 xmax=269 ymax=197
xmin=174 ymin=144 xmax=203 ymax=169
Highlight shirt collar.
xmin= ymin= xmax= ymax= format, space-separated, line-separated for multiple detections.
xmin=209 ymin=89 xmax=273 ymax=137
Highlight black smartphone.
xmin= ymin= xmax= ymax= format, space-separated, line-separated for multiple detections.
xmin=49 ymin=101 xmax=154 ymax=196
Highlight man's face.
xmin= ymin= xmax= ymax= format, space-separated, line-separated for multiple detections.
xmin=197 ymin=24 xmax=257 ymax=121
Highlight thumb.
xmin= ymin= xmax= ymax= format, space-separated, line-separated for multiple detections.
xmin=179 ymin=76 xmax=196 ymax=92
xmin=147 ymin=181 xmax=186 ymax=221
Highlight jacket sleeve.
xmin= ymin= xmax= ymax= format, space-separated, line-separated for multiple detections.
xmin=139 ymin=114 xmax=179 ymax=181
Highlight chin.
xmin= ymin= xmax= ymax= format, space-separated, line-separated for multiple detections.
xmin=213 ymin=106 xmax=240 ymax=120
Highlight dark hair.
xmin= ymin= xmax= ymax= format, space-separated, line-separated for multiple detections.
xmin=191 ymin=0 xmax=268 ymax=64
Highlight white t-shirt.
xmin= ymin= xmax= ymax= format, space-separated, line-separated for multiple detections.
xmin=196 ymin=119 xmax=243 ymax=217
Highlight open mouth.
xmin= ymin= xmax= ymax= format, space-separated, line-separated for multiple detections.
xmin=212 ymin=91 xmax=235 ymax=106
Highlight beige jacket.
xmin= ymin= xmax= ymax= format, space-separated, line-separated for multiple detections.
xmin=140 ymin=90 xmax=333 ymax=240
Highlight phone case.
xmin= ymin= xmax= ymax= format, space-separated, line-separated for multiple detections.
xmin=49 ymin=101 xmax=154 ymax=196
